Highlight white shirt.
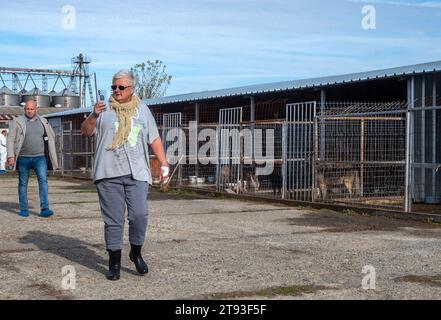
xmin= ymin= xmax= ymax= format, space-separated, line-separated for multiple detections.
xmin=0 ymin=134 xmax=6 ymax=152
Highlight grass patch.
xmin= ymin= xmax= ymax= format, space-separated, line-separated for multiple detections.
xmin=166 ymin=188 xmax=198 ymax=196
xmin=72 ymin=189 xmax=97 ymax=193
xmin=52 ymin=201 xmax=97 ymax=205
xmin=341 ymin=209 xmax=358 ymax=216
xmin=394 ymin=275 xmax=441 ymax=288
xmin=205 ymin=284 xmax=328 ymax=299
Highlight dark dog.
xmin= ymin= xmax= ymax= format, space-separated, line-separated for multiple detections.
xmin=269 ymin=169 xmax=283 ymax=195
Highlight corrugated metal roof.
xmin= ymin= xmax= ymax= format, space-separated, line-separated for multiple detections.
xmin=45 ymin=60 xmax=441 ymax=118
xmin=146 ymin=60 xmax=441 ymax=106
xmin=43 ymin=106 xmax=92 ymax=118
xmin=0 ymin=114 xmax=15 ymax=120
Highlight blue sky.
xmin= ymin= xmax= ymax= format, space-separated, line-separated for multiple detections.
xmin=0 ymin=0 xmax=440 ymax=102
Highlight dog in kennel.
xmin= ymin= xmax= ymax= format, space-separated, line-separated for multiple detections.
xmin=315 ymin=164 xmax=361 ymax=201
xmin=219 ymin=165 xmax=261 ymax=194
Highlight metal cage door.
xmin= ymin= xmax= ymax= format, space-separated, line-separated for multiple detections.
xmin=218 ymin=107 xmax=243 ymax=192
xmin=285 ymin=102 xmax=316 ymax=201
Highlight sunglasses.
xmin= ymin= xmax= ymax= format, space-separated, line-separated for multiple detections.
xmin=111 ymin=85 xmax=133 ymax=91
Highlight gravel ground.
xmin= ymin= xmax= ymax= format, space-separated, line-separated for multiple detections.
xmin=1 ymin=173 xmax=441 ymax=300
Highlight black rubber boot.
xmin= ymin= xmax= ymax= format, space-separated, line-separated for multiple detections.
xmin=106 ymin=249 xmax=121 ymax=281
xmin=129 ymin=244 xmax=149 ymax=275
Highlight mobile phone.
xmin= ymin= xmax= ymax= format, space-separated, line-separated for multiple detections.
xmin=98 ymin=89 xmax=107 ymax=103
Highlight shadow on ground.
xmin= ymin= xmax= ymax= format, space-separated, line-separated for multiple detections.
xmin=18 ymin=231 xmax=140 ymax=277
xmin=0 ymin=202 xmax=19 ymax=215
xmin=148 ymin=189 xmax=208 ymax=200
xmin=283 ymin=209 xmax=441 ymax=238
xmin=0 ymin=202 xmax=48 ymax=217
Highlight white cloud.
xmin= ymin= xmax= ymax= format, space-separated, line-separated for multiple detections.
xmin=347 ymin=0 xmax=441 ymax=8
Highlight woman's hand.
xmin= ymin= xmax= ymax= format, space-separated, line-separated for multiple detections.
xmin=160 ymin=163 xmax=170 ymax=183
xmin=92 ymin=102 xmax=107 ymax=117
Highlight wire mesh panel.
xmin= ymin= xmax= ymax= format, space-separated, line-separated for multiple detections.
xmin=410 ymin=107 xmax=441 ymax=205
xmin=61 ymin=121 xmax=94 ymax=178
xmin=163 ymin=112 xmax=181 ymax=128
xmin=315 ymin=102 xmax=407 ymax=210
xmin=238 ymin=98 xmax=286 ymax=196
xmin=285 ymin=102 xmax=316 ymax=201
xmin=218 ymin=107 xmax=242 ymax=192
xmin=241 ymin=122 xmax=284 ymax=198
xmin=162 ymin=112 xmax=182 ymax=163
xmin=161 ymin=112 xmax=183 ymax=184
xmin=191 ymin=123 xmax=218 ymax=189
xmin=51 ymin=122 xmax=63 ymax=173
xmin=166 ymin=124 xmax=218 ymax=190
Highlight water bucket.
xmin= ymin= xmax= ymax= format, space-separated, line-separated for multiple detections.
xmin=207 ymin=176 xmax=215 ymax=183
xmin=197 ymin=177 xmax=206 ymax=184
xmin=189 ymin=176 xmax=197 ymax=184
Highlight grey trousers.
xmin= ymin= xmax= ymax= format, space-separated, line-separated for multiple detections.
xmin=96 ymin=175 xmax=149 ymax=250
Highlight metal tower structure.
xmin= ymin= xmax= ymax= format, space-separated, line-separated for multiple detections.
xmin=0 ymin=67 xmax=79 ymax=93
xmin=0 ymin=53 xmax=96 ymax=108
xmin=71 ymin=53 xmax=95 ymax=108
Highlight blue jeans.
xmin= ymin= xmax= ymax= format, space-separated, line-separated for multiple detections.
xmin=17 ymin=156 xmax=50 ymax=211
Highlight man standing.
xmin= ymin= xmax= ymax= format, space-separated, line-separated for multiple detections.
xmin=7 ymin=100 xmax=58 ymax=217
xmin=0 ymin=130 xmax=7 ymax=174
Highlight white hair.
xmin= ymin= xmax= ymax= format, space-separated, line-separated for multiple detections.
xmin=112 ymin=70 xmax=137 ymax=87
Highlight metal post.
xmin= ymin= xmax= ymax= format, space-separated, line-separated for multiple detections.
xmin=239 ymin=122 xmax=244 ymax=194
xmin=405 ymin=76 xmax=415 ymax=212
xmin=250 ymin=96 xmax=255 ymax=122
xmin=85 ymin=128 xmax=88 ymax=172
xmin=301 ymin=103 xmax=305 ymax=201
xmin=79 ymin=72 xmax=84 ymax=109
xmin=216 ymin=125 xmax=220 ymax=192
xmin=360 ymin=119 xmax=365 ymax=197
xmin=69 ymin=121 xmax=73 ymax=176
xmin=312 ymin=115 xmax=319 ymax=202
xmin=60 ymin=124 xmax=64 ymax=175
xmin=308 ymin=101 xmax=317 ymax=201
xmin=405 ymin=110 xmax=412 ymax=212
xmin=320 ymin=89 xmax=326 ymax=160
xmin=250 ymin=96 xmax=255 ymax=162
xmin=282 ymin=122 xmax=287 ymax=200
xmin=237 ymin=108 xmax=242 ymax=193
xmin=195 ymin=102 xmax=199 ymax=178
xmin=421 ymin=76 xmax=426 ymax=200
xmin=432 ymin=76 xmax=437 ymax=199
xmin=178 ymin=128 xmax=183 ymax=186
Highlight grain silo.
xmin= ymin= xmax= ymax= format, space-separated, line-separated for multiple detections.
xmin=0 ymin=86 xmax=20 ymax=106
xmin=21 ymin=88 xmax=51 ymax=108
xmin=52 ymin=88 xmax=80 ymax=108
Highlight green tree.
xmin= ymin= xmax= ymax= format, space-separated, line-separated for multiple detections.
xmin=131 ymin=60 xmax=172 ymax=99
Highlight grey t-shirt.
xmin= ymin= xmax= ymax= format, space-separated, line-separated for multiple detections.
xmin=20 ymin=118 xmax=45 ymax=157
xmin=92 ymin=101 xmax=160 ymax=183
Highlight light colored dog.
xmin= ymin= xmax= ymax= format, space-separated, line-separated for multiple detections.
xmin=220 ymin=165 xmax=261 ymax=194
xmin=316 ymin=169 xmax=360 ymax=201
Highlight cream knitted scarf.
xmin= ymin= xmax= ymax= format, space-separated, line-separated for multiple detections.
xmin=107 ymin=95 xmax=141 ymax=150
